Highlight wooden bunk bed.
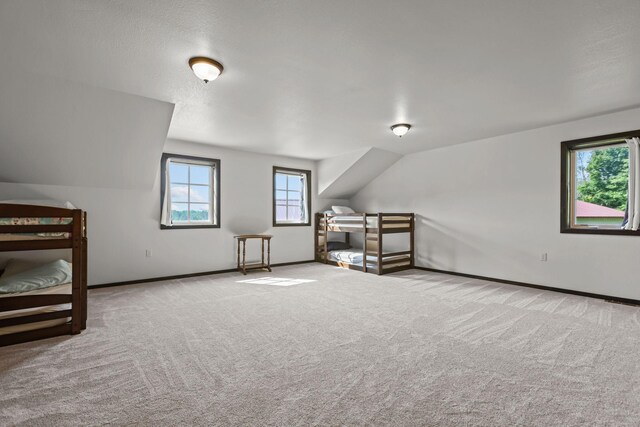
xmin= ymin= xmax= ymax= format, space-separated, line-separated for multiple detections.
xmin=315 ymin=212 xmax=414 ymax=275
xmin=0 ymin=203 xmax=87 ymax=347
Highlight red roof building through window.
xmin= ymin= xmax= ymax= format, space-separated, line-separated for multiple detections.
xmin=575 ymin=200 xmax=625 ymax=218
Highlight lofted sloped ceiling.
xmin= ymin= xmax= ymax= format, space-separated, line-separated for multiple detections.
xmin=1 ymin=1 xmax=639 ymax=161
xmin=0 ymin=71 xmax=174 ymax=190
xmin=318 ymin=148 xmax=370 ymax=196
xmin=318 ymin=148 xmax=402 ymax=199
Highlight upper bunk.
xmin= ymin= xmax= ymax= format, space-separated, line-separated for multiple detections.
xmin=315 ymin=212 xmax=414 ymax=234
xmin=0 ymin=201 xmax=87 ymax=252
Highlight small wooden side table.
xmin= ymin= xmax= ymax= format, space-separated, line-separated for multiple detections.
xmin=234 ymin=234 xmax=273 ymax=275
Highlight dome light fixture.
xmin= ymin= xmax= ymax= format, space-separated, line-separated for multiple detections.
xmin=391 ymin=123 xmax=411 ymax=137
xmin=189 ymin=56 xmax=224 ymax=83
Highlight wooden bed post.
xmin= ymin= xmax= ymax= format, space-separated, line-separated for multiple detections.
xmin=71 ymin=209 xmax=83 ymax=335
xmin=377 ymin=213 xmax=383 ymax=275
xmin=410 ymin=213 xmax=415 ymax=268
xmin=267 ymin=237 xmax=271 ymax=270
xmin=81 ymin=212 xmax=88 ymax=330
xmin=362 ymin=213 xmax=367 ymax=273
xmin=323 ymin=213 xmax=328 ymax=263
xmin=314 ymin=213 xmax=318 ymax=261
xmin=314 ymin=213 xmax=325 ymax=263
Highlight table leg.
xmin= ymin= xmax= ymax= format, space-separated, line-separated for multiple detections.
xmin=242 ymin=240 xmax=247 ymax=275
xmin=237 ymin=239 xmax=241 ymax=272
xmin=267 ymin=238 xmax=272 ymax=272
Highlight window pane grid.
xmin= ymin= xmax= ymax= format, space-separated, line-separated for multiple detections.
xmin=170 ymin=162 xmax=215 ymax=225
xmin=274 ymin=170 xmax=307 ymax=224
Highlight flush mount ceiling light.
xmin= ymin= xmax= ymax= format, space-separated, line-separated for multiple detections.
xmin=391 ymin=123 xmax=411 ymax=137
xmin=189 ymin=56 xmax=224 ymax=83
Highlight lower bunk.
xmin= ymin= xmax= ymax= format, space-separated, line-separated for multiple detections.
xmin=324 ymin=249 xmax=413 ymax=275
xmin=0 ymin=259 xmax=80 ymax=346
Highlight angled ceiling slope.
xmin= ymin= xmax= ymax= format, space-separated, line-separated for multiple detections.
xmin=0 ymin=71 xmax=174 ymax=190
xmin=318 ymin=148 xmax=402 ymax=199
xmin=2 ymin=1 xmax=639 ymax=160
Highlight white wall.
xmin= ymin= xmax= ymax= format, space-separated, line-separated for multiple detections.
xmin=0 ymin=139 xmax=341 ymax=285
xmin=351 ymin=107 xmax=640 ymax=300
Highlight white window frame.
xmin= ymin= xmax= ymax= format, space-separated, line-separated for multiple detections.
xmin=161 ymin=153 xmax=220 ymax=229
xmin=273 ymin=167 xmax=311 ymax=226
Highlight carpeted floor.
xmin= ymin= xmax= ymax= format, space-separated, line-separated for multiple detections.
xmin=1 ymin=264 xmax=640 ymax=426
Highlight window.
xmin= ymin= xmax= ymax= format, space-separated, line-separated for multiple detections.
xmin=273 ymin=167 xmax=311 ymax=226
xmin=160 ymin=153 xmax=220 ymax=229
xmin=561 ymin=130 xmax=640 ymax=235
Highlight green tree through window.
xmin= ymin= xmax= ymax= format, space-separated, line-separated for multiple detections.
xmin=577 ymin=147 xmax=628 ymax=211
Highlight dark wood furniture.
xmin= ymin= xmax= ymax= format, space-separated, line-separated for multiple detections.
xmin=0 ymin=203 xmax=88 ymax=347
xmin=235 ymin=234 xmax=272 ymax=275
xmin=315 ymin=212 xmax=414 ymax=275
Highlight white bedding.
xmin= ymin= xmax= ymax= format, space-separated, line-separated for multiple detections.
xmin=0 ymin=233 xmax=68 ymax=241
xmin=0 ymin=282 xmax=72 ymax=336
xmin=330 ymin=250 xmax=368 ymax=265
xmin=329 ymin=250 xmax=410 ymax=269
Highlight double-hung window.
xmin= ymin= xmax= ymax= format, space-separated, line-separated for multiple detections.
xmin=160 ymin=153 xmax=220 ymax=229
xmin=561 ymin=130 xmax=640 ymax=235
xmin=273 ymin=167 xmax=311 ymax=226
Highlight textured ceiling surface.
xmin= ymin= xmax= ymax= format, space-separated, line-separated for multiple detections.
xmin=1 ymin=0 xmax=639 ymax=160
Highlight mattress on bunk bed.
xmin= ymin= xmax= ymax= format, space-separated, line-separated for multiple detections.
xmin=325 ymin=215 xmax=410 ymax=228
xmin=0 ymin=200 xmax=76 ymax=240
xmin=329 ymin=250 xmax=410 ymax=269
xmin=0 ymin=282 xmax=72 ymax=336
xmin=0 ymin=259 xmax=73 ymax=336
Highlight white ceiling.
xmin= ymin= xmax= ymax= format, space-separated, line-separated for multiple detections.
xmin=1 ymin=0 xmax=639 ymax=160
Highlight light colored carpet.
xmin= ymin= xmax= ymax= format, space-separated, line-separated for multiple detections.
xmin=1 ymin=264 xmax=640 ymax=426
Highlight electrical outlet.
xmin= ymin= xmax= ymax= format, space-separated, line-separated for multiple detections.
xmin=540 ymin=252 xmax=547 ymax=262
xmin=146 ymin=249 xmax=152 ymax=258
